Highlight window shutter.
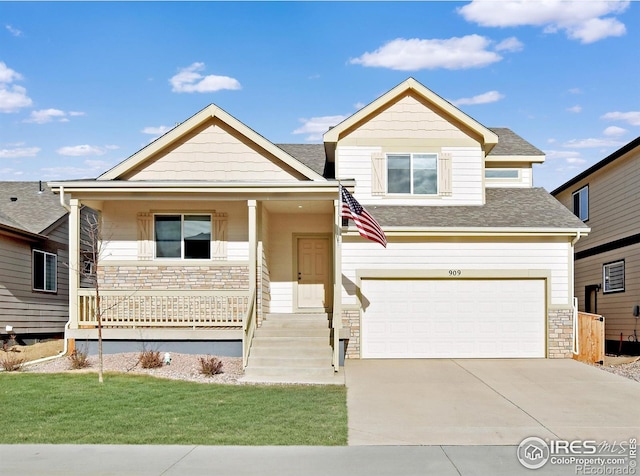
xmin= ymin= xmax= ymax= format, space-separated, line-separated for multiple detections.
xmin=438 ymin=152 xmax=452 ymax=196
xmin=371 ymin=152 xmax=385 ymax=196
xmin=137 ymin=213 xmax=153 ymax=260
xmin=212 ymin=213 xmax=228 ymax=260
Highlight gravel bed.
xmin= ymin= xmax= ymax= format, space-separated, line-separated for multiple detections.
xmin=596 ymin=357 xmax=640 ymax=383
xmin=23 ymin=352 xmax=245 ymax=385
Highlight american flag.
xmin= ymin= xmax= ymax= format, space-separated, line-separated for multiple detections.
xmin=340 ymin=185 xmax=387 ymax=248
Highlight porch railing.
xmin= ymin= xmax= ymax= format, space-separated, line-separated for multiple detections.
xmin=77 ymin=289 xmax=249 ymax=328
xmin=242 ymin=286 xmax=257 ymax=368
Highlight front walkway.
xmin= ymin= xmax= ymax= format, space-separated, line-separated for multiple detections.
xmin=346 ymin=358 xmax=640 ymax=445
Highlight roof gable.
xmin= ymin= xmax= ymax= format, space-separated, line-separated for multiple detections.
xmin=324 ymin=78 xmax=498 ymax=154
xmin=100 ymin=104 xmax=325 ymax=182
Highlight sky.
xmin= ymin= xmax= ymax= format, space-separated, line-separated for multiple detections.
xmin=1 ymin=1 xmax=639 ymax=192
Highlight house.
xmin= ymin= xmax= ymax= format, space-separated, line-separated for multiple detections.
xmin=49 ymin=78 xmax=588 ymax=382
xmin=0 ymin=181 xmax=69 ymax=342
xmin=552 ymin=136 xmax=640 ymax=355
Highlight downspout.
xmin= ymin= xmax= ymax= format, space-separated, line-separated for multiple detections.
xmin=571 ymin=231 xmax=583 ymax=355
xmin=22 ymin=321 xmax=71 ymax=367
xmin=59 ymin=186 xmax=71 ymax=213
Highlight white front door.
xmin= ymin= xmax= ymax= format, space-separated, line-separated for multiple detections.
xmin=296 ymin=237 xmax=331 ymax=310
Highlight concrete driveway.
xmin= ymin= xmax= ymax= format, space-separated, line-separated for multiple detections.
xmin=346 ymin=359 xmax=640 ymax=445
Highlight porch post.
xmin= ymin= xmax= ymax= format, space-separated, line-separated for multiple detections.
xmin=333 ymin=198 xmax=342 ymax=370
xmin=248 ymin=200 xmax=257 ymax=293
xmin=68 ymin=198 xmax=80 ymax=330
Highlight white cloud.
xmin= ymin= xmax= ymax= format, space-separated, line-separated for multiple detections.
xmin=0 ymin=62 xmax=32 ymax=113
xmin=568 ymin=88 xmax=582 ymax=94
xmin=0 ymin=146 xmax=40 ymax=158
xmin=57 ymin=145 xmax=106 ymax=157
xmin=104 ymin=144 xmax=120 ymax=150
xmin=603 ymin=126 xmax=627 ymax=137
xmin=567 ymin=105 xmax=582 ymax=113
xmin=562 ymin=138 xmax=623 ymax=148
xmin=142 ymin=125 xmax=171 ymax=136
xmin=452 ymin=90 xmax=505 ymax=106
xmin=5 ymin=25 xmax=22 ymax=37
xmin=25 ymin=108 xmax=66 ymax=124
xmin=293 ymin=115 xmax=349 ymax=141
xmin=349 ymin=35 xmax=505 ymax=71
xmin=458 ymin=0 xmax=629 ymax=43
xmin=69 ymin=111 xmax=85 ymax=117
xmin=170 ymin=62 xmax=241 ymax=93
xmin=601 ymin=111 xmax=640 ymax=126
xmin=494 ymin=36 xmax=523 ymax=52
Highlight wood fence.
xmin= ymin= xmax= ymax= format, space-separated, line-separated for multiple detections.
xmin=573 ymin=311 xmax=605 ymax=365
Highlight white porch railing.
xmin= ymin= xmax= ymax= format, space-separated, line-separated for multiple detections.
xmin=77 ymin=289 xmax=249 ymax=328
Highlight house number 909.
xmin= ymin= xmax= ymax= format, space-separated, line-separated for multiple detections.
xmin=448 ymin=270 xmax=462 ymax=276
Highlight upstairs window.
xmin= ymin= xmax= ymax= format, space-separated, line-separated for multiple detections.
xmin=33 ymin=250 xmax=57 ymax=293
xmin=155 ymin=214 xmax=212 ymax=259
xmin=603 ymin=260 xmax=624 ymax=293
xmin=387 ymin=153 xmax=438 ymax=195
xmin=485 ymin=169 xmax=520 ymax=179
xmin=572 ymin=185 xmax=589 ymax=221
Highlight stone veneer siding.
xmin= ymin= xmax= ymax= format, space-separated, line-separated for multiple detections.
xmin=98 ymin=265 xmax=249 ymax=290
xmin=547 ymin=308 xmax=573 ymax=359
xmin=342 ymin=309 xmax=361 ymax=359
xmin=342 ymin=308 xmax=574 ymax=359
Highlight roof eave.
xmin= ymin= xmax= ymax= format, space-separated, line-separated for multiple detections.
xmin=344 ymin=226 xmax=590 ymax=237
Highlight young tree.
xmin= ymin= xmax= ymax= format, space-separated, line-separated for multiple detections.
xmin=80 ymin=209 xmax=105 ymax=383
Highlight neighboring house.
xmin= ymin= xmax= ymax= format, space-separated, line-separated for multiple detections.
xmin=0 ymin=181 xmax=69 ymax=340
xmin=552 ymin=136 xmax=640 ymax=355
xmin=49 ymin=78 xmax=588 ymax=381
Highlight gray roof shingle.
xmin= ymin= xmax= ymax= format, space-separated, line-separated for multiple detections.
xmin=276 ymin=144 xmax=327 ymax=177
xmin=487 ymin=128 xmax=544 ymax=156
xmin=367 ymin=188 xmax=587 ymax=229
xmin=0 ymin=182 xmax=68 ymax=235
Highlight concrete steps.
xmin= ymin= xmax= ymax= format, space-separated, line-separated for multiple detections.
xmin=241 ymin=313 xmax=342 ymax=385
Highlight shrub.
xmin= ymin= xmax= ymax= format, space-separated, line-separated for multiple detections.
xmin=68 ymin=349 xmax=90 ymax=370
xmin=199 ymin=356 xmax=223 ymax=376
xmin=138 ymin=350 xmax=163 ymax=369
xmin=1 ymin=352 xmax=24 ymax=372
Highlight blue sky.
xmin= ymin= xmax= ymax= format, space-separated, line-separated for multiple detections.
xmin=1 ymin=1 xmax=639 ymax=191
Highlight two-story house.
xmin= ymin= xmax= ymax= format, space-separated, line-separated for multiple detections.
xmin=49 ymin=78 xmax=588 ymax=383
xmin=552 ymin=136 xmax=640 ymax=355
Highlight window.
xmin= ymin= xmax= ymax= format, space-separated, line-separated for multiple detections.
xmin=603 ymin=260 xmax=624 ymax=293
xmin=33 ymin=250 xmax=57 ymax=292
xmin=155 ymin=214 xmax=212 ymax=259
xmin=485 ymin=169 xmax=520 ymax=179
xmin=387 ymin=153 xmax=437 ymax=195
xmin=572 ymin=186 xmax=589 ymax=221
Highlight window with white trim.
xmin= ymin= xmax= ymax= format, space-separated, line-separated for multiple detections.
xmin=154 ymin=214 xmax=212 ymax=259
xmin=485 ymin=169 xmax=520 ymax=179
xmin=603 ymin=260 xmax=624 ymax=294
xmin=572 ymin=185 xmax=589 ymax=221
xmin=387 ymin=153 xmax=438 ymax=195
xmin=33 ymin=250 xmax=57 ymax=292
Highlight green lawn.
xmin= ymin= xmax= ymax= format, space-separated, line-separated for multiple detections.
xmin=0 ymin=373 xmax=347 ymax=445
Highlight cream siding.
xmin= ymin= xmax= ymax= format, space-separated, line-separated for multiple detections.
xmin=341 ymin=238 xmax=571 ymax=307
xmin=100 ymin=201 xmax=249 ymax=261
xmin=268 ymin=213 xmax=333 ymax=313
xmin=338 ymin=146 xmax=483 ymax=205
xmin=123 ymin=120 xmax=303 ymax=182
xmin=340 ymin=95 xmax=472 ymax=143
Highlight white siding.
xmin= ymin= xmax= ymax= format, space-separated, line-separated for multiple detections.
xmin=341 ymin=239 xmax=571 ymax=306
xmin=337 ymin=146 xmax=483 ymax=205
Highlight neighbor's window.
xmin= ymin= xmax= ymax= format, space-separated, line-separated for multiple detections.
xmin=603 ymin=260 xmax=624 ymax=293
xmin=572 ymin=185 xmax=589 ymax=221
xmin=485 ymin=169 xmax=520 ymax=179
xmin=33 ymin=250 xmax=57 ymax=292
xmin=387 ymin=153 xmax=438 ymax=195
xmin=155 ymin=214 xmax=212 ymax=259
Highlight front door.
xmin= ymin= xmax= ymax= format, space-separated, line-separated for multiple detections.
xmin=296 ymin=236 xmax=332 ymax=310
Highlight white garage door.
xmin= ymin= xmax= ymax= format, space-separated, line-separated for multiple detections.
xmin=361 ymin=279 xmax=546 ymax=358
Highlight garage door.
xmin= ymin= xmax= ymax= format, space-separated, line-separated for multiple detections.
xmin=361 ymin=279 xmax=546 ymax=358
